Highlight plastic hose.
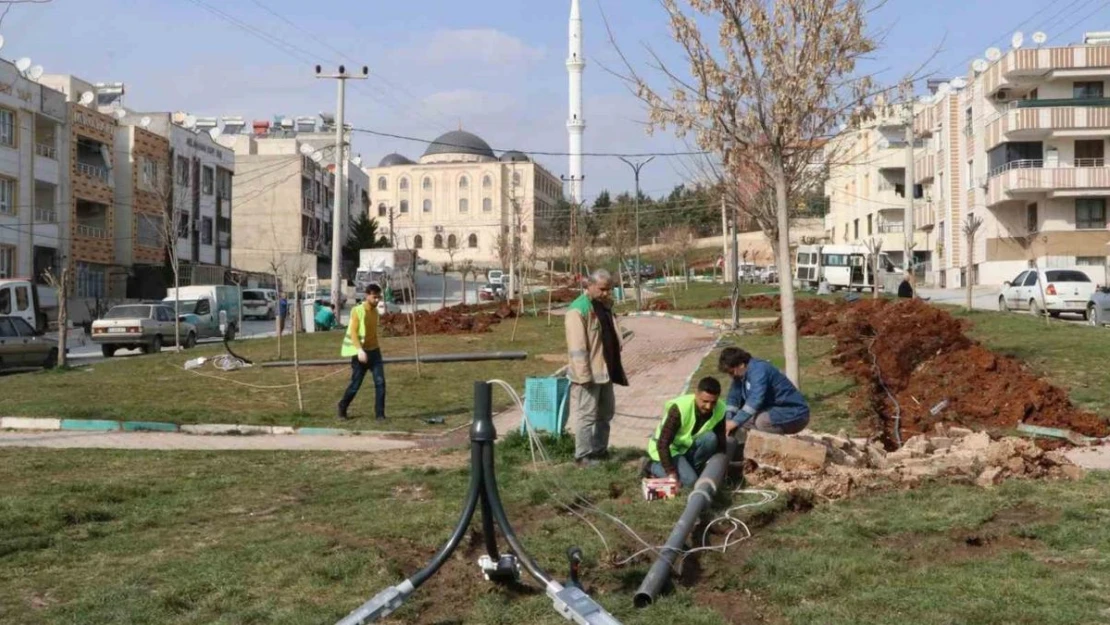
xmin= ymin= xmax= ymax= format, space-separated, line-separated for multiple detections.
xmin=480 ymin=443 xmax=553 ymax=585
xmin=409 ymin=443 xmax=483 ymax=589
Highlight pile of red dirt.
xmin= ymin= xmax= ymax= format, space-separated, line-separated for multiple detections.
xmin=790 ymin=298 xmax=1109 ymax=444
xmin=706 ymin=294 xmax=781 ymax=311
xmin=379 ymin=303 xmax=517 ymax=337
xmin=647 ymin=298 xmax=675 ymax=311
xmin=548 ymin=287 xmax=580 ymax=304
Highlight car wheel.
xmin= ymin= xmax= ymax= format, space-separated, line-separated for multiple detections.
xmin=1088 ymin=304 xmax=1099 ymax=326
xmin=43 ymin=347 xmax=58 ymax=370
xmin=1029 ymin=299 xmax=1042 ymax=317
xmin=184 ymin=332 xmax=197 ymax=349
xmin=150 ymin=335 xmax=163 ymax=354
xmin=101 ymin=345 xmax=115 ymax=358
xmin=998 ymin=296 xmax=1009 ymax=312
xmin=225 ymin=324 xmax=237 ymax=341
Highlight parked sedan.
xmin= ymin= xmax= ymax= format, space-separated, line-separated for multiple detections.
xmin=999 ymin=269 xmax=1096 ymax=318
xmin=242 ymin=288 xmax=277 ymax=320
xmin=91 ymin=304 xmax=198 ymax=358
xmin=1088 ymin=286 xmax=1110 ymax=326
xmin=0 ymin=315 xmax=58 ymax=371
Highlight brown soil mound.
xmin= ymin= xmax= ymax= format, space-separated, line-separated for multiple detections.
xmin=706 ymin=294 xmax=781 ymax=310
xmin=647 ymin=298 xmax=674 ymax=311
xmin=379 ymin=302 xmax=517 ymax=337
xmin=787 ymin=298 xmax=1109 ymax=443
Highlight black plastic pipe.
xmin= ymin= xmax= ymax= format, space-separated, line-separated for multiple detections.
xmin=409 ymin=443 xmax=483 ymax=589
xmin=480 ymin=442 xmax=553 ymax=586
xmin=633 ymin=440 xmax=736 ymax=608
xmin=260 ymin=351 xmax=528 ymax=368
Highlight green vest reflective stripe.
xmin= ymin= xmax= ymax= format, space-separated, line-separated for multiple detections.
xmin=341 ymin=305 xmax=367 ymax=357
xmin=647 ymin=394 xmax=726 ymax=462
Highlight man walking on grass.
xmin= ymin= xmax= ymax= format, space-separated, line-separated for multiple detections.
xmin=645 ymin=376 xmax=728 ymax=489
xmin=718 ymin=347 xmax=809 ymax=445
xmin=565 ymin=269 xmax=628 ymax=467
xmin=338 ymin=284 xmax=386 ymax=421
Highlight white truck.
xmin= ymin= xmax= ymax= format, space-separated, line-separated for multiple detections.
xmin=354 ymin=249 xmax=416 ymax=303
xmin=794 ymin=244 xmax=896 ymax=292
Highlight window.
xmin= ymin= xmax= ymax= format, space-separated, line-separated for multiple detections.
xmin=399 ymin=177 xmax=409 ymax=191
xmin=867 ymin=214 xmax=873 ymax=235
xmin=1076 ymin=198 xmax=1107 ymax=230
xmin=378 ymin=176 xmax=388 ymax=191
xmin=176 ymin=155 xmax=189 ymax=185
xmin=422 ymin=177 xmax=432 ymax=191
xmin=195 ymin=299 xmax=211 ymax=316
xmin=0 ymin=108 xmax=14 ymax=148
xmin=137 ymin=214 xmax=163 ymax=248
xmin=1023 ymin=272 xmax=1038 ymax=287
xmin=512 ymin=172 xmax=521 ymax=186
xmin=0 ymin=318 xmax=13 ymax=337
xmin=413 ymin=235 xmax=423 ymax=249
xmin=447 ymin=234 xmax=457 ymax=249
xmin=459 ymin=198 xmax=468 ymax=213
xmin=15 ymin=284 xmax=27 ymax=312
xmin=378 ymin=203 xmax=387 ymax=217
xmin=177 ymin=213 xmax=190 ymax=238
xmin=1047 ymin=270 xmax=1092 ymax=283
xmin=400 ymin=200 xmax=409 ymax=213
xmin=75 ymin=262 xmax=106 ymax=299
xmin=483 ymin=175 xmax=492 ymax=189
xmin=459 ymin=176 xmax=469 ymax=190
xmin=853 ymin=219 xmax=859 ymax=240
xmin=201 ymin=217 xmax=213 ymax=245
xmin=1077 ymin=256 xmax=1105 ymax=266
xmin=0 ymin=176 xmax=14 ymax=215
xmin=482 ymin=198 xmax=492 ymax=212
xmin=967 ymin=160 xmax=974 ymax=189
xmin=1008 ymin=271 xmax=1027 ymax=286
xmin=434 ymin=234 xmax=443 ymax=249
xmin=11 ymin=316 xmax=34 ymax=337
xmin=423 ymin=199 xmax=432 ymax=213
xmin=1026 ymin=203 xmax=1038 ymax=233
xmin=1074 ymin=81 xmax=1104 ymax=99
xmin=1075 ymin=139 xmax=1105 ymax=167
xmin=468 ymin=233 xmax=478 ymax=248
xmin=141 ymin=158 xmax=160 ymax=191
xmin=0 ymin=285 xmax=7 ymax=312
xmin=202 ymin=166 xmax=214 ymax=195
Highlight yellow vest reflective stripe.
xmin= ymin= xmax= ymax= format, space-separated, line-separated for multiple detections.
xmin=647 ymin=394 xmax=726 ymax=462
xmin=341 ymin=304 xmax=375 ymax=356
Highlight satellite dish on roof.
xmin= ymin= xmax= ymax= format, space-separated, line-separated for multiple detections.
xmin=1032 ymin=31 xmax=1047 ymax=46
xmin=183 ymin=115 xmax=197 ymax=129
xmin=986 ymin=47 xmax=1002 ymax=62
xmin=208 ymin=127 xmax=222 ymax=140
xmin=951 ymin=77 xmax=968 ymax=89
xmin=78 ymin=91 xmax=94 ymax=106
xmin=353 ymin=155 xmax=362 ymax=167
xmin=972 ymin=58 xmax=989 ymax=73
xmin=311 ymin=151 xmax=324 ymax=163
xmin=1012 ymin=32 xmax=1024 ymax=49
xmin=27 ymin=65 xmax=43 ymax=80
xmin=299 ymin=143 xmax=315 ymax=156
xmin=919 ymin=95 xmax=933 ymax=104
xmin=936 ymin=82 xmax=951 ymax=96
xmin=114 ymin=109 xmax=126 ymax=120
xmin=215 ymin=118 xmax=226 ymax=134
xmin=15 ymin=57 xmax=31 ymax=73
xmin=139 ymin=116 xmax=151 ymax=128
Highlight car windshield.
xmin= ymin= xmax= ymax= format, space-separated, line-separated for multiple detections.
xmin=1046 ymin=270 xmax=1091 ymax=283
xmin=175 ymin=300 xmax=202 ymax=314
xmin=104 ymin=305 xmax=151 ymax=320
xmin=243 ymin=291 xmax=266 ymax=301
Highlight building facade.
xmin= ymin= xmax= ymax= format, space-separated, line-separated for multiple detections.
xmin=0 ymin=61 xmax=68 ymax=284
xmin=366 ymin=130 xmax=565 ymax=267
xmin=919 ymin=33 xmax=1110 ymax=287
xmin=824 ymin=97 xmax=929 ymax=271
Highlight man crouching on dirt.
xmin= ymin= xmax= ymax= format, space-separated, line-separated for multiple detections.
xmin=718 ymin=347 xmax=809 ymax=447
xmin=645 ymin=377 xmax=728 ymax=489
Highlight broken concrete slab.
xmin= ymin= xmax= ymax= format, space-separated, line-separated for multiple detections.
xmin=745 ymin=430 xmax=828 ymax=470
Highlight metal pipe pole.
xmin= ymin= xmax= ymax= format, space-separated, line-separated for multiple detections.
xmin=619 ymin=157 xmax=654 ymax=311
xmin=904 ymin=94 xmax=916 ymax=273
xmin=634 ymin=440 xmax=736 ymax=608
xmin=729 ymin=196 xmax=740 ymax=329
xmin=260 ymin=350 xmax=529 ymax=368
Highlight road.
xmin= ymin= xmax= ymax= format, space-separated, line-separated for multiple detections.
xmin=916 ymin=286 xmax=1090 ymax=325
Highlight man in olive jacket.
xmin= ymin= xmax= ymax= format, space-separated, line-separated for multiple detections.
xmin=565 ymin=269 xmax=627 ymax=466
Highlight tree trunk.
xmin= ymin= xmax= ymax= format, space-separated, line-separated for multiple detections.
xmin=461 ymin=273 xmax=467 ymax=305
xmin=965 ymin=244 xmax=974 ymax=312
xmin=683 ymin=258 xmax=690 ymax=290
xmin=173 ymin=265 xmax=181 ymax=350
xmin=57 ymin=268 xmax=69 ymax=368
xmin=292 ymin=289 xmax=304 ymax=412
xmin=774 ymin=166 xmax=801 ymax=387
xmin=441 ymin=270 xmax=447 ymax=309
xmin=275 ymin=273 xmax=282 ymax=359
xmin=872 ymin=254 xmax=880 ymax=300
xmin=409 ymin=284 xmax=422 ymax=377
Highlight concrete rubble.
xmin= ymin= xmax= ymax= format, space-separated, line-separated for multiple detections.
xmin=742 ymin=424 xmax=1086 ymax=501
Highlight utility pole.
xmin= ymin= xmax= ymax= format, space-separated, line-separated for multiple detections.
xmin=315 ymin=63 xmax=368 ymax=311
xmin=617 ymin=156 xmax=653 ymax=310
xmin=903 ymin=85 xmax=916 ymax=274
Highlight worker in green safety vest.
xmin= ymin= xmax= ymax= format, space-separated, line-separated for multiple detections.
xmin=644 ymin=377 xmax=728 ymax=489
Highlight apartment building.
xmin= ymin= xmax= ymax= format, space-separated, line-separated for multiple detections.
xmin=0 ymin=60 xmax=68 ymax=283
xmin=824 ymin=97 xmax=929 ymax=270
xmin=920 ymin=32 xmax=1110 ymax=287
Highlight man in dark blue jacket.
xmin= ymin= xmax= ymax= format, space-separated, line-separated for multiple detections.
xmin=718 ymin=347 xmax=809 ymax=441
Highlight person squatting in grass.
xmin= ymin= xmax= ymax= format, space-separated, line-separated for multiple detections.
xmin=645 ymin=376 xmax=728 ymax=489
xmin=718 ymin=347 xmax=810 ymax=447
xmin=337 ymin=284 xmax=386 ymax=421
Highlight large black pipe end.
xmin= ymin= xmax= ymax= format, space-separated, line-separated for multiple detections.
xmin=470 ymin=381 xmax=497 ymax=442
xmin=633 ymin=592 xmax=653 ymax=608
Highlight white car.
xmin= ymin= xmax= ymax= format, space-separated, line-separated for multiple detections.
xmin=242 ymin=289 xmax=277 ymax=320
xmin=999 ymin=269 xmax=1096 ymax=318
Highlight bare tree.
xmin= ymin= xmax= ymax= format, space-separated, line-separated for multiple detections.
xmin=609 ymin=0 xmax=880 ymax=386
xmin=864 ymin=238 xmax=884 ymax=299
xmin=962 ymin=214 xmax=983 ymax=313
xmin=459 ymin=259 xmax=475 ymax=305
xmin=440 ymin=236 xmax=460 ymax=309
xmin=42 ymin=265 xmax=70 ymax=369
xmin=601 ymin=200 xmax=634 ymax=300
xmin=155 ymin=162 xmax=189 ymax=350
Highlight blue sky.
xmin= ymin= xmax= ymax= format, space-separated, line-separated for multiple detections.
xmin=5 ymin=0 xmax=1107 ymax=203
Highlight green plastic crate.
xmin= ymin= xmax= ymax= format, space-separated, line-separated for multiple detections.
xmin=521 ymin=377 xmax=570 ymax=436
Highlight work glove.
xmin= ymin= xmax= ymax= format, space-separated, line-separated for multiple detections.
xmin=357 ymin=349 xmax=369 ymax=365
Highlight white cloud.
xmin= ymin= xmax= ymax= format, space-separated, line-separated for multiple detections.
xmin=407 ymin=28 xmax=545 ymax=67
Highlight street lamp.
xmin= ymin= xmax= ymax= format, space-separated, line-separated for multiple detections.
xmin=618 ymin=156 xmax=654 ymax=310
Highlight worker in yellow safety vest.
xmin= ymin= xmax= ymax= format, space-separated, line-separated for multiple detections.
xmin=337 ymin=283 xmax=385 ymax=421
xmin=644 ymin=377 xmax=728 ymax=489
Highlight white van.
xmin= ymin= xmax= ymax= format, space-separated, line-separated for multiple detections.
xmin=164 ymin=285 xmax=242 ymax=340
xmin=242 ymin=288 xmax=277 ymax=320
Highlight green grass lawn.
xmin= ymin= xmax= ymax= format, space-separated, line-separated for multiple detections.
xmin=0 ymin=315 xmax=568 ymax=431
xmin=3 ymin=443 xmax=1109 ymax=625
xmin=615 ymin=282 xmax=783 ymax=320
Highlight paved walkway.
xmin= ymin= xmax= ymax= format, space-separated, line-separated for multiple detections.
xmin=0 ymin=430 xmax=417 ymax=452
xmin=1065 ymin=446 xmax=1110 ymax=471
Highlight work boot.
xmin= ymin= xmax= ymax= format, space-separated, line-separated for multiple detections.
xmin=337 ymin=402 xmax=349 ymax=421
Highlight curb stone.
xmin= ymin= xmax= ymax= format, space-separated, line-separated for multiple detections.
xmin=1 ymin=416 xmax=421 ymax=438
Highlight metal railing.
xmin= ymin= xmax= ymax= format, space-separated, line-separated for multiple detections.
xmin=302 ymin=196 xmax=314 ymax=213
xmin=76 ymin=162 xmax=109 ymax=182
xmin=1074 ymin=157 xmax=1105 ymax=168
xmin=989 ymin=159 xmax=1043 ymax=177
xmin=877 ymin=223 xmax=904 ymax=233
xmin=76 ymin=223 xmax=108 ymax=239
xmin=35 ymin=143 xmax=57 ymax=159
xmin=1014 ymin=97 xmax=1110 ymax=109
xmin=34 ymin=207 xmax=57 ymax=223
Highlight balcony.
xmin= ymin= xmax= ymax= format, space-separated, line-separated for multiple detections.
xmin=76 ymin=162 xmax=110 ymax=183
xmin=35 ymin=143 xmax=56 ymax=159
xmin=302 ymin=196 xmax=314 ymax=215
xmin=915 ymin=202 xmax=936 ymax=229
xmin=34 ymin=208 xmax=57 ymax=223
xmin=984 ymin=46 xmax=1110 ymax=96
xmin=986 ymin=159 xmax=1110 ymax=207
xmin=218 ymin=231 xmax=231 ymax=248
xmin=76 ymin=224 xmax=108 ymax=239
xmin=302 ymin=235 xmax=319 ymax=254
xmin=914 ymin=102 xmax=938 ymax=138
xmin=985 ymin=100 xmax=1110 ymax=150
xmin=914 ymin=152 xmax=936 ymax=183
